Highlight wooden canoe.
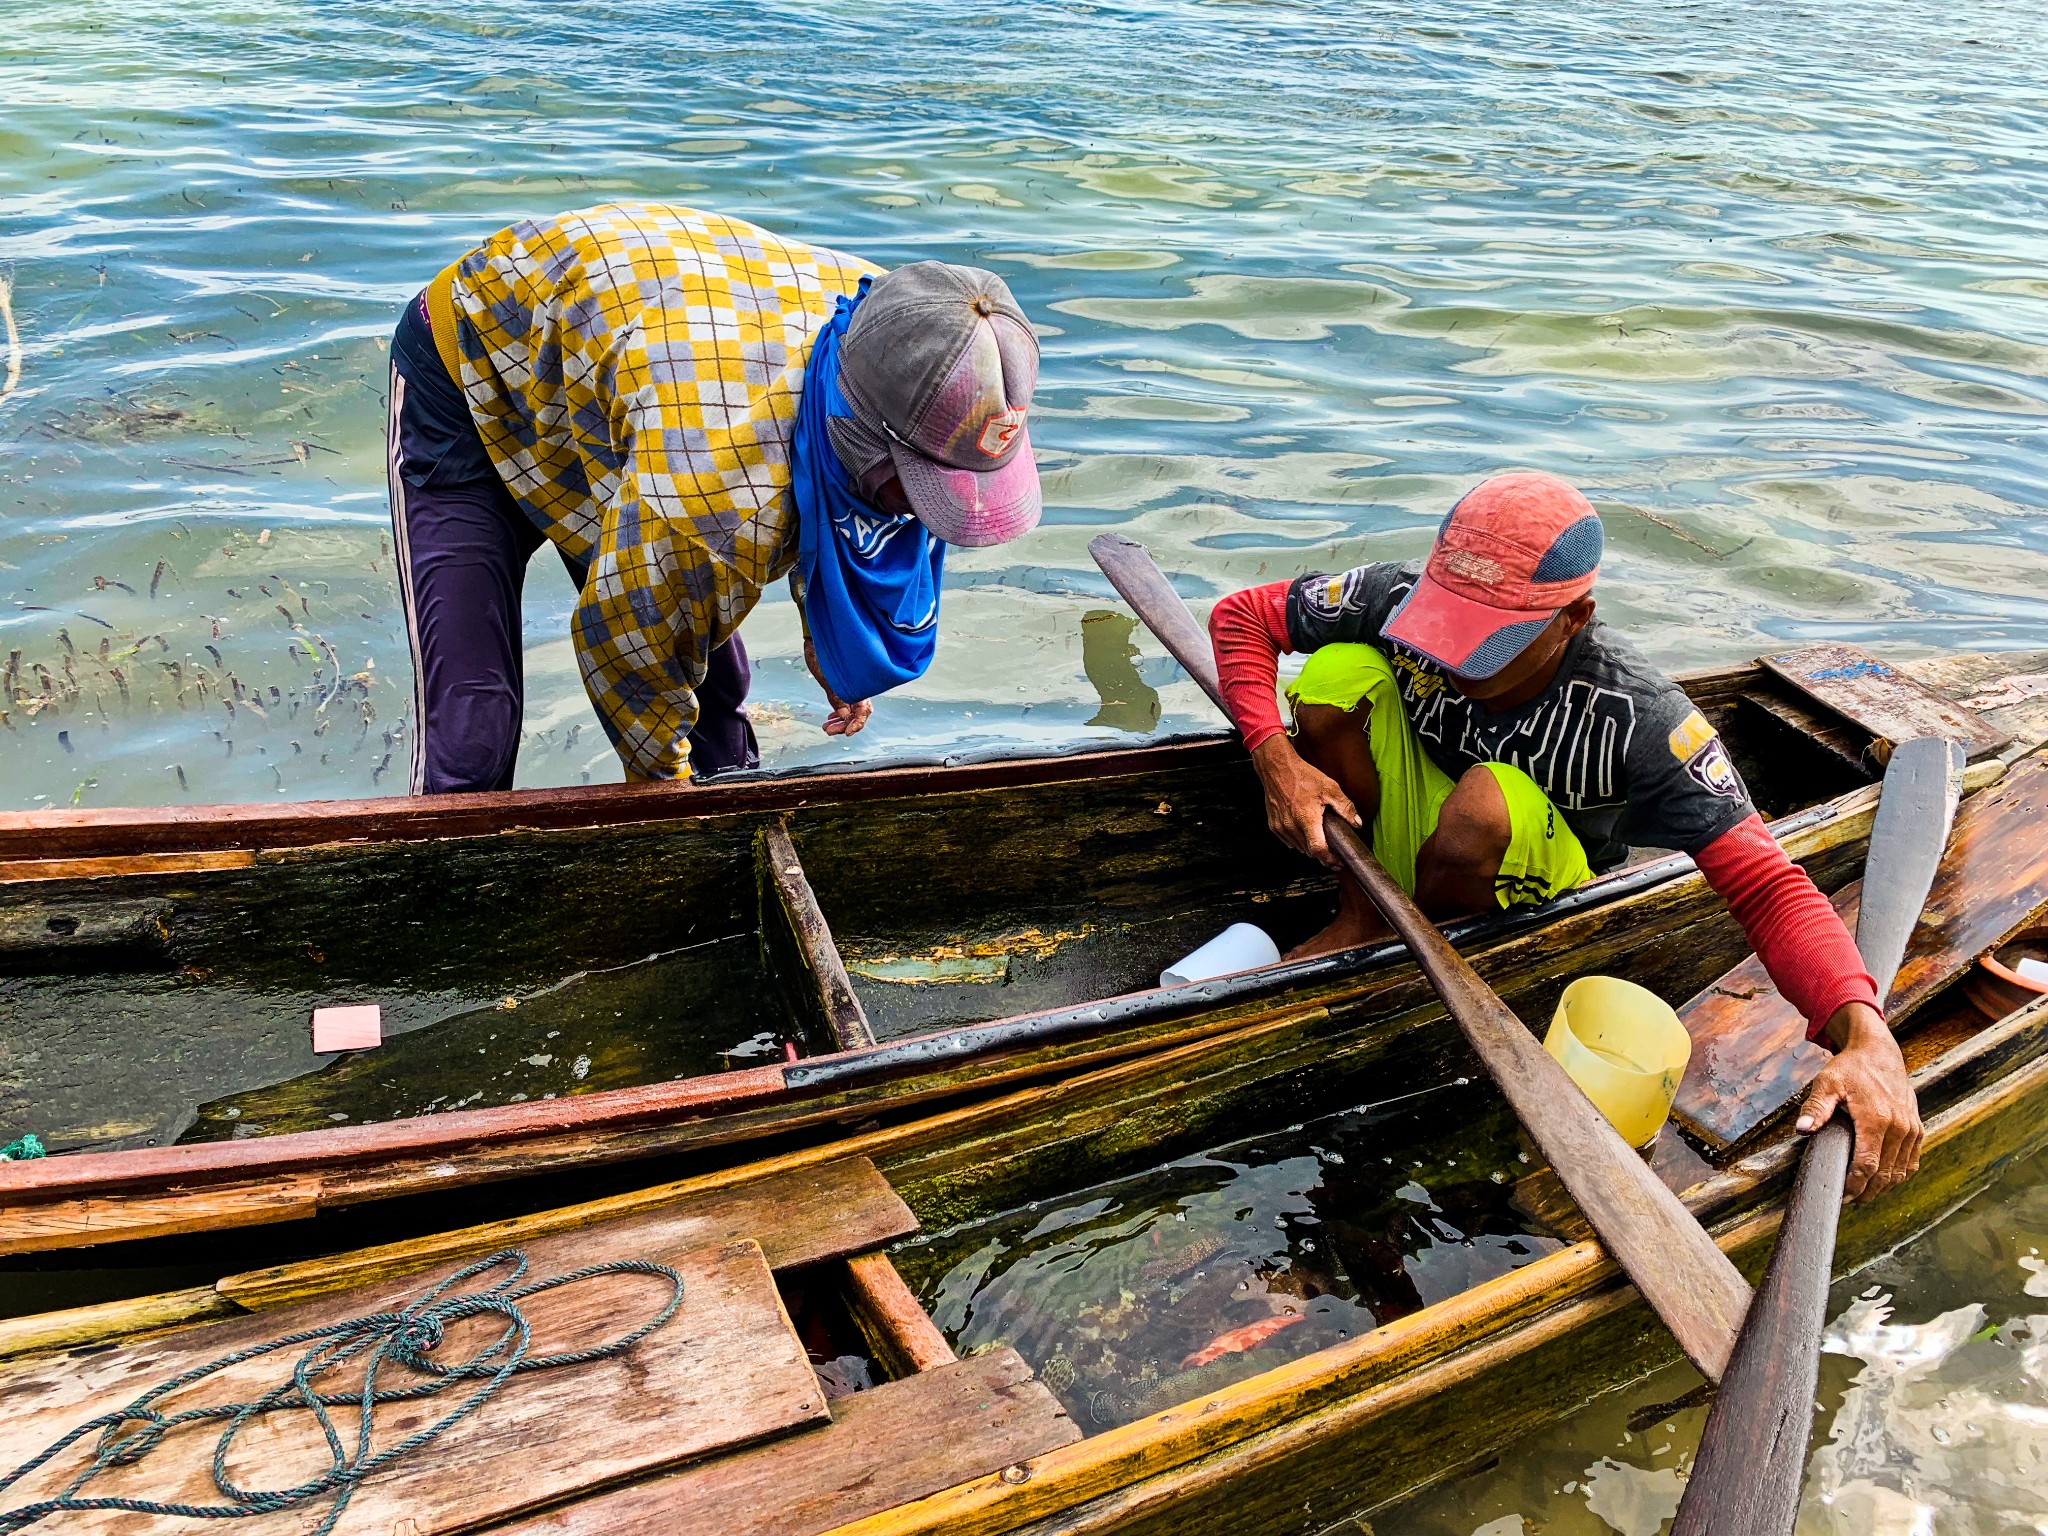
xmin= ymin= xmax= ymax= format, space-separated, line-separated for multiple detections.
xmin=1 ymin=647 xmax=2044 ymax=1268
xmin=5 ymin=735 xmax=2048 ymax=1536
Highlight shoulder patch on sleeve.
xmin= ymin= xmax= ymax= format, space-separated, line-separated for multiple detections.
xmin=1686 ymin=736 xmax=1742 ymax=798
xmin=1299 ymin=568 xmax=1370 ymax=623
xmin=1667 ymin=709 xmax=1717 ymax=763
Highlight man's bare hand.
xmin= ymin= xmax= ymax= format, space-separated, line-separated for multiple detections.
xmin=804 ymin=638 xmax=872 ymax=737
xmin=1250 ymin=735 xmax=1361 ymax=867
xmin=1798 ymin=1001 xmax=1922 ymax=1203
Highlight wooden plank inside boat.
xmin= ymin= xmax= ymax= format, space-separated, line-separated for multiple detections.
xmin=494 ymin=1349 xmax=1080 ymax=1536
xmin=1674 ymin=750 xmax=2048 ymax=1149
xmin=847 ymin=1252 xmax=959 ymax=1378
xmin=1907 ymin=648 xmax=2048 ymax=751
xmin=0 ymin=1236 xmax=825 ymax=1535
xmin=759 ymin=818 xmax=876 ymax=1052
xmin=218 ymin=1156 xmax=915 ymax=1312
xmin=0 ymin=1174 xmax=322 ymax=1257
xmin=1763 ymin=642 xmax=2010 ymax=761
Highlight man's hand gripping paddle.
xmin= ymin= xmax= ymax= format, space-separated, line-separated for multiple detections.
xmin=1671 ymin=733 xmax=1962 ymax=1536
xmin=1089 ymin=533 xmax=1749 ymax=1382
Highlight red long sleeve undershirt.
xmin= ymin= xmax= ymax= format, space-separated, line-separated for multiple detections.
xmin=1208 ymin=583 xmax=1880 ymax=1041
xmin=1211 ymin=581 xmax=1295 ymax=753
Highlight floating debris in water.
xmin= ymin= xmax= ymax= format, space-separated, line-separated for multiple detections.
xmin=1623 ymin=1382 xmax=1714 ymax=1434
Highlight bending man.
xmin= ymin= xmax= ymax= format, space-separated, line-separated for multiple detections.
xmin=386 ymin=202 xmax=1041 ymax=789
xmin=1208 ymin=471 xmax=1921 ymax=1201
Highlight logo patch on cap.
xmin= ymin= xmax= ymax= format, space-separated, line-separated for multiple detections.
xmin=1441 ymin=549 xmax=1506 ymax=585
xmin=977 ymin=407 xmax=1026 ymax=459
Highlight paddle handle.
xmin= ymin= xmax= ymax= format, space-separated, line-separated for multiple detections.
xmin=1671 ymin=735 xmax=1962 ymax=1535
xmin=1319 ymin=809 xmax=1749 ymax=1381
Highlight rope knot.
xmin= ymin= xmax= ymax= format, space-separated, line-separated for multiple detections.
xmin=98 ymin=1411 xmax=168 ymax=1467
xmin=394 ymin=1313 xmax=446 ymax=1360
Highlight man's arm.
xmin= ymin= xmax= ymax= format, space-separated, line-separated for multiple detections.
xmin=789 ymin=573 xmax=871 ymax=737
xmin=1693 ymin=815 xmax=1923 ymax=1201
xmin=1209 ymin=583 xmax=1360 ymax=866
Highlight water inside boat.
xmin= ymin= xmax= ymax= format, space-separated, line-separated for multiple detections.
xmin=895 ymin=1076 xmax=1567 ymax=1431
xmin=0 ymin=754 xmax=1319 ymax=1152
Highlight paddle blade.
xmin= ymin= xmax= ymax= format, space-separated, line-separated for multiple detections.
xmin=1855 ymin=735 xmax=1966 ymax=1001
xmin=1671 ymin=734 xmax=1964 ymax=1536
xmin=1087 ymin=534 xmax=1228 ymax=714
xmin=1321 ymin=812 xmax=1750 ymax=1382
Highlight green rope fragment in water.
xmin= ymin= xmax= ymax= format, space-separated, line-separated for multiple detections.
xmin=0 ymin=1135 xmax=43 ymax=1162
xmin=0 ymin=1248 xmax=683 ymax=1534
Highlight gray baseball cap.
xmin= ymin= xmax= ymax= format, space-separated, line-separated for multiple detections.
xmin=834 ymin=262 xmax=1041 ymax=548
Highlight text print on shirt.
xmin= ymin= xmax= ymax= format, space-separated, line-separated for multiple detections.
xmin=1391 ymin=650 xmax=1639 ymax=811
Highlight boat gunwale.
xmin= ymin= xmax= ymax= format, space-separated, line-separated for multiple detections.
xmin=0 ymin=660 xmax=1766 ymax=864
xmin=0 ymin=735 xmax=1262 ymax=864
xmin=0 ymin=734 xmax=1243 ymax=862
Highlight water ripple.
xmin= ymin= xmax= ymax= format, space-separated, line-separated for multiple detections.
xmin=2 ymin=0 xmax=2044 ymax=807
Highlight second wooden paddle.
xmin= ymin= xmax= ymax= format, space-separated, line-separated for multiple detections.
xmin=1089 ymin=532 xmax=1749 ymax=1381
xmin=1670 ymin=733 xmax=1963 ymax=1535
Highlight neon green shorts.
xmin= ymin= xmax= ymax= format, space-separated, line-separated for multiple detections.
xmin=1286 ymin=644 xmax=1594 ymax=910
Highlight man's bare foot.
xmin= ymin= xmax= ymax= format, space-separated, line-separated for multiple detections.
xmin=1285 ymin=909 xmax=1396 ymax=960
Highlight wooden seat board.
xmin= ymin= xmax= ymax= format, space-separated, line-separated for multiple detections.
xmin=1763 ymin=643 xmax=2009 ymax=761
xmin=219 ymin=1155 xmax=915 ymax=1311
xmin=1674 ymin=752 xmax=2048 ymax=1149
xmin=0 ymin=1236 xmax=825 ymax=1535
xmin=488 ymin=1347 xmax=1079 ymax=1536
xmin=1905 ymin=648 xmax=2048 ymax=755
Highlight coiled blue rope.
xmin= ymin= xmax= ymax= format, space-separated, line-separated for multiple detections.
xmin=0 ymin=1249 xmax=683 ymax=1534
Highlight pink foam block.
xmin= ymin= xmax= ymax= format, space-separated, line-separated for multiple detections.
xmin=312 ymin=1004 xmax=382 ymax=1053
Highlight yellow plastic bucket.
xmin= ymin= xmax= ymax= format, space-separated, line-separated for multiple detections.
xmin=1543 ymin=976 xmax=1691 ymax=1149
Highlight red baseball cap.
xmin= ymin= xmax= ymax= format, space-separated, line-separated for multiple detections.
xmin=1380 ymin=472 xmax=1604 ymax=680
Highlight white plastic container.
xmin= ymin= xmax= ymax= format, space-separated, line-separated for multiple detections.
xmin=1161 ymin=923 xmax=1282 ymax=987
xmin=2018 ymin=957 xmax=2048 ymax=987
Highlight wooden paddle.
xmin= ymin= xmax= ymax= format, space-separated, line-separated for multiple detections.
xmin=1088 ymin=533 xmax=1750 ymax=1381
xmin=1670 ymin=733 xmax=1964 ymax=1536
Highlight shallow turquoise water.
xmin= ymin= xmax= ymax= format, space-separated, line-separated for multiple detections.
xmin=3 ymin=2 xmax=2048 ymax=1527
xmin=1378 ymin=1140 xmax=2048 ymax=1536
xmin=4 ymin=0 xmax=2045 ymax=808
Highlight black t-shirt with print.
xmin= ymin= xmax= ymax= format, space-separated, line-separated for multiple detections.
xmin=1284 ymin=560 xmax=1754 ymax=871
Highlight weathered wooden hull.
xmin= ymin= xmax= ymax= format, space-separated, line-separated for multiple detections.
xmin=0 ymin=782 xmax=1879 ymax=1262
xmin=2 ymin=749 xmax=2044 ymax=1536
xmin=0 ymin=651 xmax=2038 ymax=1270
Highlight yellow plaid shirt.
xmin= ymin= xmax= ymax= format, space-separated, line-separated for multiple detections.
xmin=426 ymin=204 xmax=876 ymax=779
